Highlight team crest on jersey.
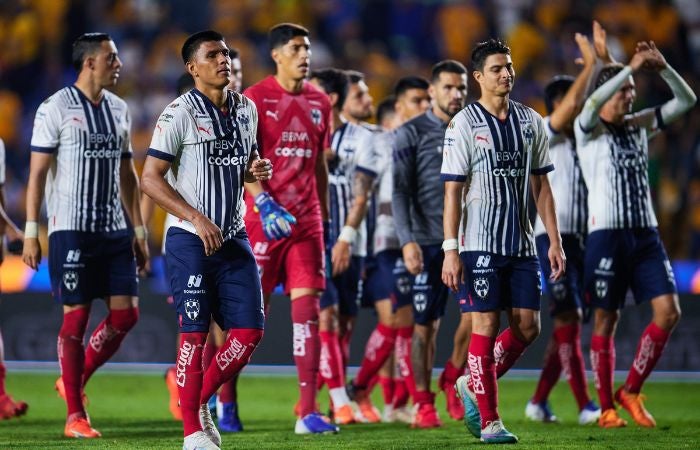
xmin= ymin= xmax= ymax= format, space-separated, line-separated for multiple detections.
xmin=522 ymin=123 xmax=534 ymax=144
xmin=63 ymin=271 xmax=79 ymax=292
xmin=595 ymin=279 xmax=608 ymax=299
xmin=413 ymin=292 xmax=427 ymax=312
xmin=184 ymin=299 xmax=200 ymax=321
xmin=311 ymin=108 xmax=322 ymax=126
xmin=473 ymin=278 xmax=489 ymax=299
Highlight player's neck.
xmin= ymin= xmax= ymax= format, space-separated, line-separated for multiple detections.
xmin=73 ymin=77 xmax=105 ymax=105
xmin=339 ymin=112 xmax=360 ymax=126
xmin=599 ymin=108 xmax=624 ymax=126
xmin=197 ymin=85 xmax=228 ymax=109
xmin=274 ymin=74 xmax=304 ymax=94
xmin=478 ymin=95 xmax=510 ymax=120
xmin=431 ymin=105 xmax=451 ymax=124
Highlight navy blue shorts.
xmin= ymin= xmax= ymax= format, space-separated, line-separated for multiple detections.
xmin=165 ymin=228 xmax=264 ymax=332
xmin=320 ymin=256 xmax=364 ymax=317
xmin=459 ymin=251 xmax=541 ymax=313
xmin=584 ymin=228 xmax=677 ymax=311
xmin=537 ymin=233 xmax=585 ymax=317
xmin=49 ymin=230 xmax=137 ymax=305
xmin=361 ymin=249 xmax=413 ymax=311
xmin=412 ymin=244 xmax=449 ymax=325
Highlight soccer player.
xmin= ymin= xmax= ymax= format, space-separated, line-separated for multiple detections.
xmin=443 ymin=38 xmax=565 ymax=443
xmin=525 ymin=30 xmax=602 ymax=425
xmin=141 ymin=30 xmax=270 ymax=450
xmin=392 ymin=60 xmax=468 ymax=428
xmin=242 ymin=23 xmax=338 ymax=435
xmin=575 ymin=41 xmax=696 ymax=428
xmin=23 ymin=33 xmax=147 ymax=438
xmin=0 ymin=138 xmax=28 ymax=420
xmin=346 ymin=78 xmax=430 ymax=424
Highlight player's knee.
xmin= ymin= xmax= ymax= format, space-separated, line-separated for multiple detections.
xmin=59 ymin=308 xmax=90 ymax=339
xmin=108 ymin=306 xmax=139 ymax=332
xmin=291 ymin=295 xmax=320 ymax=323
xmin=655 ymin=302 xmax=681 ymax=331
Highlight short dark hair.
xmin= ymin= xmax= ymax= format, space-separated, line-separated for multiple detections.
xmin=543 ymin=75 xmax=574 ymax=115
xmin=268 ymin=23 xmax=309 ymax=50
xmin=181 ymin=30 xmax=225 ymax=64
xmin=72 ymin=33 xmax=112 ymax=72
xmin=309 ymin=68 xmax=350 ymax=110
xmin=376 ymin=95 xmax=396 ymax=125
xmin=345 ymin=70 xmax=365 ymax=85
xmin=431 ymin=59 xmax=467 ymax=82
xmin=229 ymin=47 xmax=240 ymax=60
xmin=176 ymin=73 xmax=195 ymax=96
xmin=471 ymin=38 xmax=511 ymax=71
xmin=393 ymin=76 xmax=429 ymax=98
xmin=595 ymin=63 xmax=626 ymax=89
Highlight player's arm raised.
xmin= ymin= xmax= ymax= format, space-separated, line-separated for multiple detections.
xmin=644 ymin=42 xmax=696 ymax=127
xmin=392 ymin=126 xmax=422 ymax=275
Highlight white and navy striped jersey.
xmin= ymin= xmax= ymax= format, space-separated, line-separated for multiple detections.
xmin=148 ymin=89 xmax=258 ymax=242
xmin=328 ymin=121 xmax=377 ymax=257
xmin=574 ymin=107 xmax=662 ymax=232
xmin=441 ymin=100 xmax=552 ymax=257
xmin=371 ymin=130 xmax=400 ymax=254
xmin=30 ymin=86 xmax=132 ymax=235
xmin=534 ymin=117 xmax=587 ymax=236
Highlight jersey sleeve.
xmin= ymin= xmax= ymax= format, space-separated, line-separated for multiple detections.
xmin=530 ymin=113 xmax=554 ymax=175
xmin=147 ymin=103 xmax=189 ymax=162
xmin=440 ymin=115 xmax=471 ymax=182
xmin=30 ymin=97 xmax=62 ymax=153
xmin=121 ymin=107 xmax=134 ymax=159
xmin=321 ymin=103 xmax=332 ymax=150
xmin=627 ymin=107 xmax=664 ymax=139
xmin=247 ymin=98 xmax=260 ymax=156
xmin=0 ymin=139 xmax=5 ymax=185
xmin=355 ymin=130 xmax=378 ymax=178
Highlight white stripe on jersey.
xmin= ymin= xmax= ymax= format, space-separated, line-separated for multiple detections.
xmin=574 ymin=108 xmax=659 ymax=232
xmin=441 ymin=100 xmax=552 ymax=257
xmin=30 ymin=86 xmax=131 ymax=234
xmin=328 ymin=121 xmax=377 ymax=257
xmin=371 ymin=130 xmax=400 ymax=254
xmin=534 ymin=117 xmax=587 ymax=236
xmin=148 ymin=89 xmax=258 ymax=241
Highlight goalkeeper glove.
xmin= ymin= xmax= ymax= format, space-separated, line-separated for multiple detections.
xmin=254 ymin=192 xmax=297 ymax=241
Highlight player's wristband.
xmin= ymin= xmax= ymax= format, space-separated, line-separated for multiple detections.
xmin=338 ymin=225 xmax=357 ymax=244
xmin=24 ymin=221 xmax=39 ymax=239
xmin=441 ymin=238 xmax=458 ymax=252
xmin=134 ymin=225 xmax=147 ymax=240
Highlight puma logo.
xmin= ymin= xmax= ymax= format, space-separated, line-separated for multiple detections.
xmin=266 ymin=110 xmax=279 ymax=121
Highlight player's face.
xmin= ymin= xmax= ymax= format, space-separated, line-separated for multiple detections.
xmin=430 ymin=72 xmax=467 ymax=118
xmin=343 ymin=80 xmax=374 ymax=121
xmin=395 ymin=88 xmax=430 ymax=122
xmin=605 ymin=77 xmax=636 ymax=117
xmin=92 ymin=40 xmax=122 ymax=88
xmin=188 ymin=40 xmax=231 ymax=90
xmin=227 ymin=57 xmax=243 ymax=92
xmin=272 ymin=36 xmax=311 ymax=81
xmin=475 ymin=53 xmax=515 ymax=97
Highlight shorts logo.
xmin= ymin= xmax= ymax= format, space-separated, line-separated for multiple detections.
xmin=473 ymin=277 xmax=489 ymax=299
xmin=311 ymin=108 xmax=322 ymax=125
xmin=476 ymin=255 xmax=491 ymax=268
xmin=187 ymin=274 xmax=203 ymax=288
xmin=552 ymin=282 xmax=567 ymax=300
xmin=414 ymin=272 xmax=428 ymax=286
xmin=663 ymin=260 xmax=676 ymax=285
xmin=536 ymin=270 xmax=542 ymax=292
xmin=253 ymin=242 xmax=269 ymax=255
xmin=63 ymin=271 xmax=79 ymax=292
xmin=413 ymin=292 xmax=427 ymax=312
xmin=397 ymin=276 xmax=411 ymax=295
xmin=595 ymin=279 xmax=608 ymax=299
xmin=66 ymin=249 xmax=81 ymax=263
xmin=598 ymin=258 xmax=613 ymax=271
xmin=184 ymin=299 xmax=200 ymax=321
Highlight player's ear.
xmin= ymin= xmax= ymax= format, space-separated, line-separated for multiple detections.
xmin=270 ymin=48 xmax=280 ymax=65
xmin=329 ymin=92 xmax=339 ymax=108
xmin=472 ymin=70 xmax=482 ymax=84
xmin=185 ymin=61 xmax=197 ymax=78
xmin=428 ymin=84 xmax=436 ymax=100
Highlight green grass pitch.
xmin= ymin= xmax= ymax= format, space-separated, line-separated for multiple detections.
xmin=1 ymin=372 xmax=699 ymax=448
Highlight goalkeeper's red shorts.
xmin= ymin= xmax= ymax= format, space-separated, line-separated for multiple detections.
xmin=246 ymin=218 xmax=326 ymax=295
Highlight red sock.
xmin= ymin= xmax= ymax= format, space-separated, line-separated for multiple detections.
xmin=219 ymin=373 xmax=238 ymax=403
xmin=554 ymin=323 xmax=590 ymax=410
xmin=202 ymin=341 xmax=218 ymax=372
xmin=395 ymin=326 xmax=417 ymax=399
xmin=624 ymin=323 xmax=670 ymax=394
xmin=531 ymin=338 xmax=561 ymax=404
xmin=82 ymin=307 xmax=138 ymax=386
xmin=467 ymin=333 xmax=499 ymax=427
xmin=291 ymin=295 xmax=321 ymax=417
xmin=178 ymin=333 xmax=205 ymax=436
xmin=378 ymin=376 xmax=395 ymax=406
xmin=354 ymin=324 xmax=397 ymax=387
xmin=392 ymin=378 xmax=409 ymax=408
xmin=367 ymin=373 xmax=379 ymax=393
xmin=591 ymin=335 xmax=615 ymax=411
xmin=319 ymin=330 xmax=345 ymax=389
xmin=58 ymin=308 xmax=90 ymax=418
xmin=441 ymin=359 xmax=464 ymax=388
xmin=494 ymin=328 xmax=527 ymax=378
xmin=200 ymin=328 xmax=263 ymax=403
